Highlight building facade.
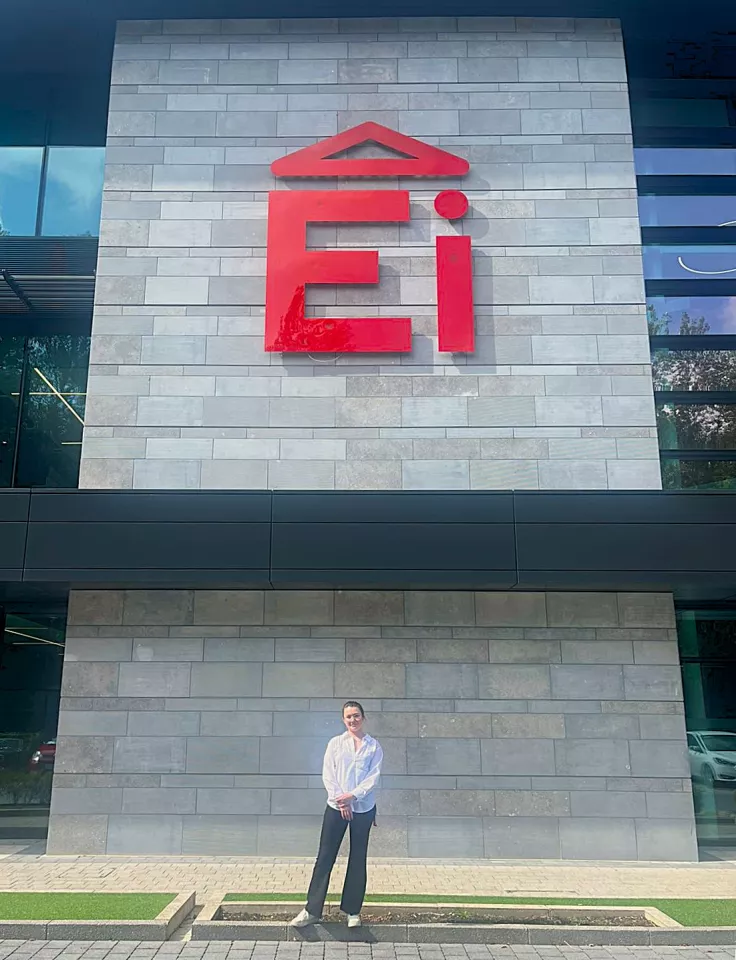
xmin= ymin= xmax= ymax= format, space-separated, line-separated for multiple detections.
xmin=1 ymin=0 xmax=735 ymax=860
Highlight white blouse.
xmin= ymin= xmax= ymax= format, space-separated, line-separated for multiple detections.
xmin=322 ymin=731 xmax=383 ymax=814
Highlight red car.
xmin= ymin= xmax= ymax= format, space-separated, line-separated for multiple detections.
xmin=28 ymin=740 xmax=56 ymax=773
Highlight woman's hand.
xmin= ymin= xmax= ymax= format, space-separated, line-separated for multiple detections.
xmin=336 ymin=793 xmax=354 ymax=820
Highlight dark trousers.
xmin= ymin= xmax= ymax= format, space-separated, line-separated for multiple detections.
xmin=306 ymin=805 xmax=376 ymax=917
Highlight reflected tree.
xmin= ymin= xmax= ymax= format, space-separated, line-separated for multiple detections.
xmin=650 ymin=304 xmax=736 ymax=489
xmin=15 ymin=335 xmax=90 ymax=487
xmin=0 ymin=335 xmax=89 ymax=488
xmin=0 ymin=336 xmax=24 ymax=487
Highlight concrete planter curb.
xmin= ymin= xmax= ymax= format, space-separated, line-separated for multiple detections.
xmin=191 ymin=900 xmax=736 ymax=946
xmin=0 ymin=891 xmax=195 ymax=941
xmin=192 ymin=920 xmax=736 ymax=946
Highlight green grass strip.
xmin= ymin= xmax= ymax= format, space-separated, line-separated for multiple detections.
xmin=223 ymin=893 xmax=736 ymax=927
xmin=0 ymin=892 xmax=176 ymax=921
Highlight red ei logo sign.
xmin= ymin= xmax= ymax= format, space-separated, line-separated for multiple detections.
xmin=264 ymin=122 xmax=474 ymax=354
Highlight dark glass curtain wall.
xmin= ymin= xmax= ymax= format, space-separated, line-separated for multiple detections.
xmin=0 ymin=334 xmax=89 ymax=488
xmin=635 ymin=71 xmax=736 ymax=490
xmin=0 ymin=607 xmax=65 ymax=840
xmin=678 ymin=611 xmax=736 ymax=851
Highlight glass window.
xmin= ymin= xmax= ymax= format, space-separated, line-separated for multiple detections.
xmin=0 ymin=610 xmax=64 ymax=840
xmin=657 ymin=402 xmax=736 ymax=450
xmin=40 ymin=147 xmax=105 ymax=238
xmin=701 ymin=733 xmax=736 ymax=752
xmin=662 ymin=458 xmax=736 ymax=490
xmin=648 ymin=297 xmax=736 ymax=335
xmin=678 ymin=610 xmax=736 ymax=849
xmin=680 ymin=613 xmax=736 ymax=660
xmin=643 ymin=245 xmax=736 ymax=279
xmin=14 ymin=336 xmax=90 ymax=488
xmin=638 ymin=196 xmax=736 ymax=227
xmin=0 ymin=338 xmax=24 ymax=488
xmin=632 ymin=99 xmax=730 ymax=128
xmin=0 ymin=147 xmax=43 ymax=236
xmin=653 ymin=347 xmax=736 ymax=391
xmin=635 ymin=148 xmax=736 ymax=176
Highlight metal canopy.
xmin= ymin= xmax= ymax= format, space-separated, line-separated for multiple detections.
xmin=0 ymin=238 xmax=97 ymax=320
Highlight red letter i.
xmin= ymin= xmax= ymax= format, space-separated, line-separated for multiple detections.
xmin=434 ymin=191 xmax=474 ymax=353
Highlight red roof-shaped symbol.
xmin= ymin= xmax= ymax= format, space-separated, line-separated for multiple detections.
xmin=270 ymin=122 xmax=469 ymax=179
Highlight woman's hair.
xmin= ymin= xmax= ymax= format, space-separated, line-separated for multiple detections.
xmin=342 ymin=700 xmax=365 ymax=718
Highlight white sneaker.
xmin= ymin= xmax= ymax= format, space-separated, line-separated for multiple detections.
xmin=347 ymin=914 xmax=362 ymax=928
xmin=290 ymin=908 xmax=319 ymax=928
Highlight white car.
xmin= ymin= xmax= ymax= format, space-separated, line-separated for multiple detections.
xmin=687 ymin=731 xmax=736 ymax=786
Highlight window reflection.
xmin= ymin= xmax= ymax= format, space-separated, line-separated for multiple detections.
xmin=0 ymin=148 xmax=43 ymax=236
xmin=0 ymin=336 xmax=89 ymax=489
xmin=635 ymin=148 xmax=736 ymax=176
xmin=653 ymin=348 xmax=736 ymax=391
xmin=680 ymin=617 xmax=736 ymax=660
xmin=639 ymin=196 xmax=736 ymax=227
xmin=648 ymin=297 xmax=736 ymax=336
xmin=0 ymin=337 xmax=24 ymax=487
xmin=657 ymin=402 xmax=736 ymax=451
xmin=662 ymin=459 xmax=736 ymax=490
xmin=14 ymin=337 xmax=89 ymax=488
xmin=632 ymin=99 xmax=730 ymax=129
xmin=41 ymin=148 xmax=105 ymax=238
xmin=0 ymin=147 xmax=104 ymax=238
xmin=643 ymin=246 xmax=736 ymax=279
xmin=679 ymin=611 xmax=736 ymax=850
xmin=0 ymin=610 xmax=64 ymax=838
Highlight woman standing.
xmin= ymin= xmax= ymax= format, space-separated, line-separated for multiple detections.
xmin=291 ymin=700 xmax=383 ymax=929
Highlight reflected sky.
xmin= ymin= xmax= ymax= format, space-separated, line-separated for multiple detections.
xmin=647 ymin=297 xmax=736 ymax=335
xmin=41 ymin=147 xmax=105 ymax=237
xmin=0 ymin=147 xmax=43 ymax=236
xmin=0 ymin=147 xmax=105 ymax=238
xmin=644 ymin=246 xmax=736 ymax=279
xmin=635 ymin=148 xmax=736 ymax=176
xmin=639 ymin=196 xmax=736 ymax=227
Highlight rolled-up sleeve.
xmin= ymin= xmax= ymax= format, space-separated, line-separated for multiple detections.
xmin=351 ymin=742 xmax=383 ymax=802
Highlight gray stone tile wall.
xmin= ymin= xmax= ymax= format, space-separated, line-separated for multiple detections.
xmin=48 ymin=589 xmax=696 ymax=860
xmin=81 ymin=16 xmax=658 ymax=491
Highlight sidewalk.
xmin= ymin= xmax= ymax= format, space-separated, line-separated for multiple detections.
xmin=2 ymin=945 xmax=736 ymax=960
xmin=0 ymin=843 xmax=734 ymax=900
